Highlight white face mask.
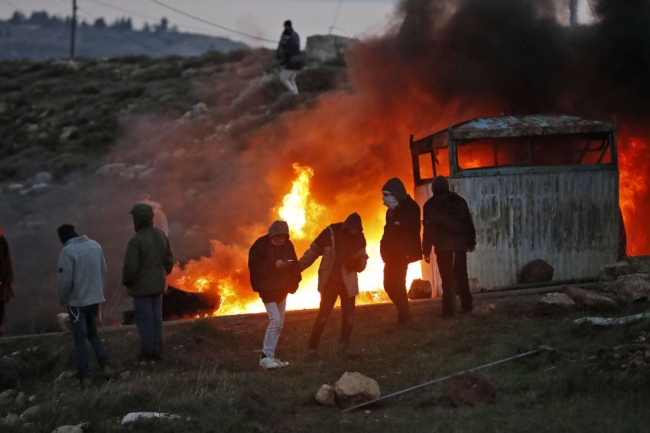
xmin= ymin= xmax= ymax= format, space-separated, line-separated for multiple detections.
xmin=382 ymin=194 xmax=399 ymax=209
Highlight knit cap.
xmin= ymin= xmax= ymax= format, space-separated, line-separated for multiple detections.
xmin=268 ymin=220 xmax=290 ymax=238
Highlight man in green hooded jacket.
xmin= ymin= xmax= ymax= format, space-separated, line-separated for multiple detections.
xmin=122 ymin=203 xmax=174 ymax=361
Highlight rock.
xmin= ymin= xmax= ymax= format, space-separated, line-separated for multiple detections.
xmin=7 ymin=183 xmax=23 ymax=191
xmin=0 ymin=358 xmax=26 ymax=391
xmin=56 ymin=313 xmax=71 ymax=332
xmin=19 ymin=183 xmax=49 ymax=196
xmin=449 ymin=372 xmax=496 ymax=407
xmin=173 ymin=149 xmax=187 ymax=158
xmin=185 ymin=188 xmax=198 ymax=200
xmin=315 ymin=384 xmax=336 ymax=406
xmin=20 ymin=405 xmax=40 ymax=421
xmin=59 ymin=126 xmax=79 ymax=142
xmin=154 ymin=151 xmax=170 ymax=165
xmin=28 ymin=395 xmax=36 ymax=403
xmin=27 ymin=124 xmax=39 ymax=133
xmin=35 ymin=171 xmax=53 ymax=183
xmin=15 ymin=391 xmax=26 ymax=405
xmin=305 ymin=35 xmax=350 ymax=63
xmin=628 ymin=256 xmax=650 ymax=274
xmin=562 ymin=286 xmax=618 ymax=311
xmin=120 ymin=371 xmax=131 ymax=380
xmin=95 ymin=163 xmax=127 ymax=177
xmin=537 ymin=293 xmax=575 ymax=314
xmin=599 ymin=261 xmax=634 ymax=281
xmin=52 ymin=425 xmax=83 ymax=433
xmin=182 ymin=68 xmax=198 ymax=78
xmin=138 ymin=168 xmax=156 ymax=179
xmin=121 ymin=412 xmax=182 ymax=424
xmin=520 ymin=259 xmax=554 ymax=283
xmin=333 ymin=372 xmax=381 ymax=409
xmin=613 ymin=274 xmax=650 ymax=302
xmin=1 ymin=413 xmax=20 ymax=426
xmin=55 ymin=371 xmax=76 ymax=384
xmin=183 ymin=102 xmax=208 ymax=119
xmin=408 ymin=279 xmax=432 ymax=300
xmin=0 ymin=389 xmax=16 ymax=407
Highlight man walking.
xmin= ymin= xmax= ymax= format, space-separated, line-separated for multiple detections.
xmin=56 ymin=224 xmax=112 ymax=385
xmin=380 ymin=178 xmax=422 ymax=325
xmin=0 ymin=227 xmax=15 ymax=338
xmin=122 ymin=203 xmax=174 ymax=361
xmin=299 ymin=213 xmax=368 ymax=356
xmin=249 ymin=220 xmax=301 ymax=370
xmin=277 ymin=20 xmax=303 ymax=94
xmin=422 ymin=176 xmax=476 ymax=318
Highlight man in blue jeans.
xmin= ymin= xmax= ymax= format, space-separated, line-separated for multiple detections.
xmin=56 ymin=224 xmax=113 ymax=386
xmin=122 ymin=203 xmax=174 ymax=361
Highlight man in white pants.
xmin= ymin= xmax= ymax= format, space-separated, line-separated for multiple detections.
xmin=248 ymin=221 xmax=302 ymax=369
xmin=277 ymin=21 xmax=303 ymax=95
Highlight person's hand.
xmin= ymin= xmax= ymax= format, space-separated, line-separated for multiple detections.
xmin=468 ymin=246 xmax=476 ymax=253
xmin=275 ymin=260 xmax=291 ymax=269
xmin=424 ymin=254 xmax=431 ymax=264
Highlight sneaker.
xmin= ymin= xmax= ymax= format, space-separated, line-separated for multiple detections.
xmin=102 ymin=365 xmax=115 ymax=379
xmin=259 ymin=356 xmax=290 ymax=370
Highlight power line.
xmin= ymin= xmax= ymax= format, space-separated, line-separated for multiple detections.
xmin=0 ymin=0 xmax=19 ymax=10
xmin=329 ymin=0 xmax=344 ymax=35
xmin=586 ymin=0 xmax=597 ymax=23
xmin=147 ymin=0 xmax=277 ymax=44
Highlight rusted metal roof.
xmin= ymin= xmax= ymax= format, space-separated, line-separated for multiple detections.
xmin=449 ymin=115 xmax=616 ymax=140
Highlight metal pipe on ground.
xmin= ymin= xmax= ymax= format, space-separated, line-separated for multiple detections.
xmin=484 ymin=277 xmax=598 ymax=293
xmin=342 ymin=346 xmax=555 ymax=413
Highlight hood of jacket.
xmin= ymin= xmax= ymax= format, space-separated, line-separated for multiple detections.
xmin=130 ymin=203 xmax=154 ymax=232
xmin=382 ymin=178 xmax=408 ymax=204
xmin=430 ymin=192 xmax=466 ymax=215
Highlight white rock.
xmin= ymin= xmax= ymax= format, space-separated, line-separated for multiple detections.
xmin=121 ymin=412 xmax=182 ymax=425
xmin=52 ymin=426 xmax=83 ymax=433
xmin=334 ymin=372 xmax=381 ymax=409
xmin=537 ymin=292 xmax=575 ymax=314
xmin=315 ymin=384 xmax=337 ymax=406
xmin=95 ymin=163 xmax=127 ymax=177
xmin=1 ymin=413 xmax=21 ymax=426
xmin=35 ymin=172 xmax=53 ymax=183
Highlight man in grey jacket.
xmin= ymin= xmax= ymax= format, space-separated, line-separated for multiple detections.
xmin=56 ymin=224 xmax=112 ymax=386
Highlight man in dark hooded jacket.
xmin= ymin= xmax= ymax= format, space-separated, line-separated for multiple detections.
xmin=380 ymin=178 xmax=422 ymax=325
xmin=299 ymin=213 xmax=368 ymax=356
xmin=249 ymin=220 xmax=301 ymax=370
xmin=422 ymin=176 xmax=476 ymax=318
xmin=122 ymin=203 xmax=174 ymax=361
xmin=276 ymin=20 xmax=302 ymax=94
xmin=0 ymin=227 xmax=15 ymax=338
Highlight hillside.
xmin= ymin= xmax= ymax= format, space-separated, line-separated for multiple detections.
xmin=0 ymin=292 xmax=649 ymax=432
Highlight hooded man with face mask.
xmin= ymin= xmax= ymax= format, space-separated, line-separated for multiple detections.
xmin=299 ymin=213 xmax=368 ymax=357
xmin=422 ymin=176 xmax=476 ymax=318
xmin=380 ymin=178 xmax=422 ymax=325
xmin=122 ymin=203 xmax=174 ymax=361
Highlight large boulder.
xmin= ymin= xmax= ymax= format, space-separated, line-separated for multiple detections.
xmin=408 ymin=279 xmax=432 ymax=300
xmin=562 ymin=286 xmax=618 ymax=311
xmin=520 ymin=259 xmax=554 ymax=283
xmin=599 ymin=261 xmax=635 ymax=281
xmin=537 ymin=293 xmax=575 ymax=315
xmin=305 ymin=35 xmax=350 ymax=63
xmin=612 ymin=274 xmax=650 ymax=302
xmin=333 ymin=372 xmax=380 ymax=409
xmin=314 ymin=384 xmax=336 ymax=407
xmin=449 ymin=372 xmax=496 ymax=407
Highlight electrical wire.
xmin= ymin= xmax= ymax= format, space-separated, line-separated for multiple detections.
xmin=147 ymin=0 xmax=276 ymax=44
xmin=0 ymin=0 xmax=19 ymax=10
xmin=586 ymin=0 xmax=597 ymax=23
xmin=329 ymin=0 xmax=344 ymax=35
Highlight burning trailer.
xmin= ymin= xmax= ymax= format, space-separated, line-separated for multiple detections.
xmin=410 ymin=115 xmax=621 ymax=294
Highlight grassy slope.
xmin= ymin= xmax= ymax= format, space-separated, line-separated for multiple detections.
xmin=1 ymin=293 xmax=649 ymax=432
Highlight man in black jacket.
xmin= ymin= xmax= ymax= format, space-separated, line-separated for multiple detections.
xmin=422 ymin=176 xmax=476 ymax=318
xmin=276 ymin=20 xmax=302 ymax=95
xmin=380 ymin=178 xmax=422 ymax=325
xmin=249 ymin=220 xmax=301 ymax=369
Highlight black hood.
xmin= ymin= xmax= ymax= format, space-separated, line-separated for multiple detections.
xmin=130 ymin=203 xmax=154 ymax=232
xmin=382 ymin=178 xmax=408 ymax=203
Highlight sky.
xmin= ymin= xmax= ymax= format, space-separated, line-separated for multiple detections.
xmin=0 ymin=0 xmax=400 ymax=47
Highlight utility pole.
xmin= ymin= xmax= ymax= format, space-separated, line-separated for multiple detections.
xmin=70 ymin=0 xmax=77 ymax=60
xmin=569 ymin=0 xmax=578 ymax=27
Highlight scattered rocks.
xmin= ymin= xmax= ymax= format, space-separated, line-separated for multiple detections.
xmin=334 ymin=372 xmax=381 ymax=409
xmin=449 ymin=372 xmax=496 ymax=407
xmin=408 ymin=279 xmax=432 ymax=300
xmin=520 ymin=259 xmax=554 ymax=283
xmin=314 ymin=384 xmax=337 ymax=406
xmin=562 ymin=286 xmax=618 ymax=311
xmin=537 ymin=293 xmax=575 ymax=314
